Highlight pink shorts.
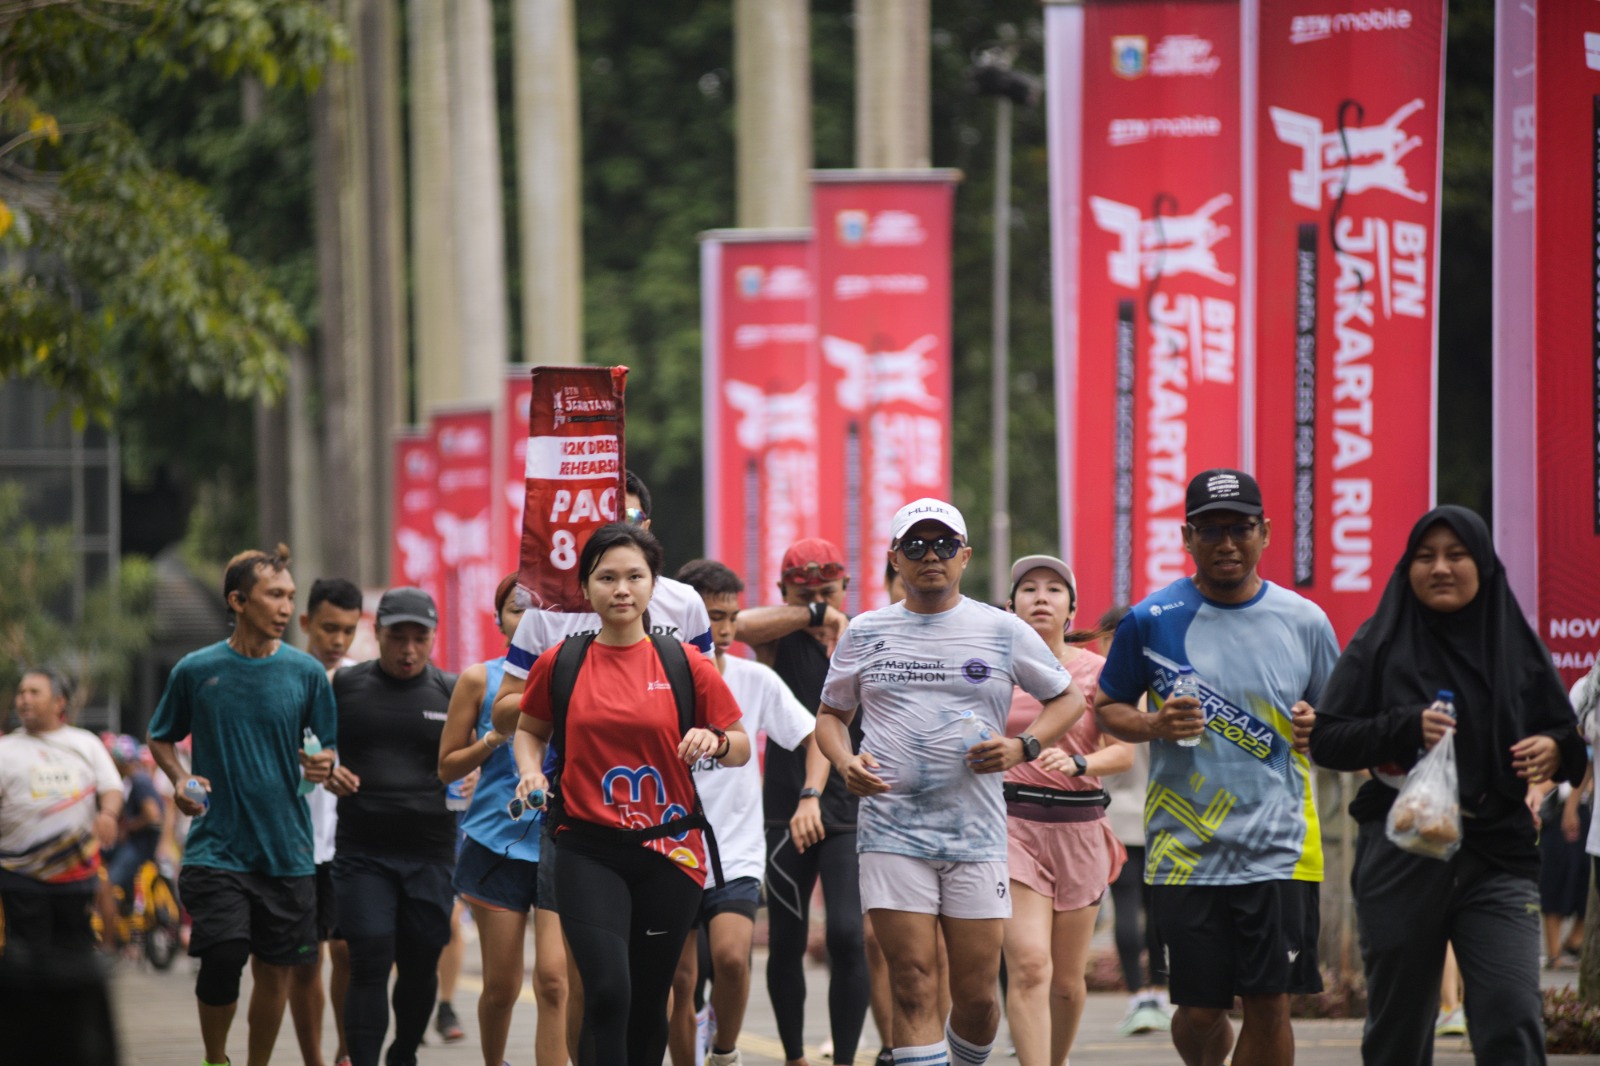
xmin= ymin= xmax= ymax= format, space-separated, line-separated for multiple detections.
xmin=1005 ymin=814 xmax=1127 ymax=912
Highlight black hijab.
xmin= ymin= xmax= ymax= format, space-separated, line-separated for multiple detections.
xmin=1313 ymin=506 xmax=1584 ymax=842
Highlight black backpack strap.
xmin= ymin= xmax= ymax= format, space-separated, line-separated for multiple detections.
xmin=544 ymin=633 xmax=598 ymax=831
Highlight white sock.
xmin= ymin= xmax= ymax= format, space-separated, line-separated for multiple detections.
xmin=945 ymin=1020 xmax=993 ymax=1066
xmin=893 ymin=1043 xmax=950 ymax=1065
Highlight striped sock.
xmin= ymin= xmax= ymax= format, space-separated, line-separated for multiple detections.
xmin=892 ymin=1043 xmax=950 ymax=1065
xmin=945 ymin=1020 xmax=993 ymax=1066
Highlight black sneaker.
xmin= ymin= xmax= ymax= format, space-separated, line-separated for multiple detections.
xmin=435 ymin=1000 xmax=466 ymax=1043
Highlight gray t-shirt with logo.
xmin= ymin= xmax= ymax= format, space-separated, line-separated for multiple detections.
xmin=820 ymin=597 xmax=1072 ymax=862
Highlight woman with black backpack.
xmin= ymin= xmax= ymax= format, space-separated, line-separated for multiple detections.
xmin=512 ymin=522 xmax=749 ymax=1065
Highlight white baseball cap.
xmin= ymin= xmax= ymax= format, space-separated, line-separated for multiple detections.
xmin=890 ymin=498 xmax=968 ymax=543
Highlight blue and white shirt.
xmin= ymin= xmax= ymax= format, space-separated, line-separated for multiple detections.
xmin=820 ymin=598 xmax=1072 ymax=863
xmin=1098 ymin=577 xmax=1340 ymax=887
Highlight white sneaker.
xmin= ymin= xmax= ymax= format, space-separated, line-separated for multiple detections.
xmin=707 ymin=1050 xmax=742 ymax=1066
xmin=1435 ymin=1005 xmax=1467 ymax=1037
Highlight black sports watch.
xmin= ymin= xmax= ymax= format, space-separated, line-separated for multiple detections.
xmin=1071 ymin=753 xmax=1089 ymax=777
xmin=799 ymin=787 xmax=823 ymax=800
xmin=807 ymin=601 xmax=828 ymax=628
xmin=1018 ymin=733 xmax=1042 ymax=762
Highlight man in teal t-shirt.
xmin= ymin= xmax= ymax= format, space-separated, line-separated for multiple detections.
xmin=149 ymin=545 xmax=337 ymax=1066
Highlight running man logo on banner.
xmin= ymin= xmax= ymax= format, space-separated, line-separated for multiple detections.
xmin=1250 ymin=0 xmax=1445 ymax=643
xmin=1046 ymin=0 xmax=1243 ymax=622
xmin=518 ymin=366 xmax=629 ymax=611
xmin=433 ymin=409 xmax=497 ymax=670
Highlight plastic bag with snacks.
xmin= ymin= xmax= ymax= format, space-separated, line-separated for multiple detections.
xmin=1385 ymin=726 xmax=1462 ymax=861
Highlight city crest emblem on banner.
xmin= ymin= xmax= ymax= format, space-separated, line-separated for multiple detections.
xmin=1112 ymin=35 xmax=1147 ymax=79
xmin=837 ymin=210 xmax=868 ymax=246
xmin=736 ymin=265 xmax=764 ymax=300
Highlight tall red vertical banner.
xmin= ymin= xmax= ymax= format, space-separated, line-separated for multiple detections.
xmin=1046 ymin=1 xmax=1247 ymax=622
xmin=496 ymin=367 xmax=535 ymax=585
xmin=517 ymin=367 xmax=628 ymax=611
xmin=1495 ymin=0 xmax=1600 ymax=681
xmin=432 ymin=408 xmax=498 ymax=671
xmin=1250 ymin=0 xmax=1445 ymax=643
xmin=392 ymin=430 xmax=446 ymax=665
xmin=701 ymin=230 xmax=818 ymax=605
xmin=811 ymin=172 xmax=957 ymax=609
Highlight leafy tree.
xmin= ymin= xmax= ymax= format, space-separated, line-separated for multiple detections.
xmin=0 ymin=0 xmax=344 ymax=423
xmin=0 ymin=481 xmax=157 ymax=716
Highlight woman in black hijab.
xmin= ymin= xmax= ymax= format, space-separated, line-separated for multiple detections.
xmin=1311 ymin=505 xmax=1584 ymax=1066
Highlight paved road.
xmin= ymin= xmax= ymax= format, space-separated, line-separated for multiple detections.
xmin=106 ymin=932 xmax=1600 ymax=1065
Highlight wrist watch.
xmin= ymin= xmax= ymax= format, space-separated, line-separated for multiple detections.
xmin=1071 ymin=753 xmax=1089 ymax=777
xmin=808 ymin=601 xmax=828 ymax=628
xmin=708 ymin=725 xmax=730 ymax=758
xmin=1018 ymin=733 xmax=1042 ymax=762
xmin=799 ymin=787 xmax=823 ymax=800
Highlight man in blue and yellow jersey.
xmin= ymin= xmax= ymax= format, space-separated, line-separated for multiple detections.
xmin=1094 ymin=469 xmax=1339 ymax=1066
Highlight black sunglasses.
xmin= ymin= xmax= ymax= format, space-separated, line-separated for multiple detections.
xmin=1187 ymin=521 xmax=1261 ymax=545
xmin=897 ymin=536 xmax=965 ymax=561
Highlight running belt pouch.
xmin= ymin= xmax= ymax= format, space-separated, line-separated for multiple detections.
xmin=1002 ymin=783 xmax=1111 ymax=808
xmin=547 ymin=633 xmax=725 ymax=883
xmin=1384 ymin=730 xmax=1463 ymax=861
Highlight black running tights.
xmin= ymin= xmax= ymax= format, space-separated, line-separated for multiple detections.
xmin=345 ymin=934 xmax=443 ymax=1066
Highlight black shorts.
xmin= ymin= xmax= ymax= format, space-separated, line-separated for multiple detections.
xmin=314 ymin=862 xmax=339 ymax=941
xmin=1150 ymin=879 xmax=1321 ymax=1008
xmin=696 ymin=875 xmax=762 ymax=927
xmin=331 ymin=853 xmax=453 ymax=947
xmin=179 ymin=865 xmax=318 ymax=966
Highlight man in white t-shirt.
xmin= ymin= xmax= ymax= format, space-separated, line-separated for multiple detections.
xmin=667 ymin=558 xmax=817 ymax=1066
xmin=0 ymin=667 xmax=124 ymax=960
xmin=815 ymin=499 xmax=1087 ymax=1066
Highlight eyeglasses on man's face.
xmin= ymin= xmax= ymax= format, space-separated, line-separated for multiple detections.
xmin=896 ymin=536 xmax=965 ymax=562
xmin=1187 ymin=521 xmax=1261 ymax=546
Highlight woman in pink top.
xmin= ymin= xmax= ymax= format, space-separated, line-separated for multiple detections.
xmin=1001 ymin=555 xmax=1133 ymax=1066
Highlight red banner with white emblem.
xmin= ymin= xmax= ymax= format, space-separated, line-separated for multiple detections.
xmin=1249 ymin=0 xmax=1445 ymax=643
xmin=392 ymin=430 xmax=446 ymax=665
xmin=497 ymin=368 xmax=535 ymax=586
xmin=1494 ymin=0 xmax=1600 ymax=683
xmin=701 ymin=230 xmax=817 ymax=606
xmin=811 ymin=173 xmax=957 ymax=610
xmin=432 ymin=408 xmax=498 ymax=670
xmin=1046 ymin=0 xmax=1246 ymax=623
xmin=517 ymin=366 xmax=629 ymax=612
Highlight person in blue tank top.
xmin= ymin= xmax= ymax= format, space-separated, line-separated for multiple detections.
xmin=438 ymin=573 xmax=564 ymax=1066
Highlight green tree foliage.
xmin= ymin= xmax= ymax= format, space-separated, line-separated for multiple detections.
xmin=0 ymin=0 xmax=344 ymax=422
xmin=0 ymin=482 xmax=157 ymax=713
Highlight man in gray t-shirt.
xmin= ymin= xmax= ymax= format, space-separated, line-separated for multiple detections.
xmin=815 ymin=499 xmax=1086 ymax=1066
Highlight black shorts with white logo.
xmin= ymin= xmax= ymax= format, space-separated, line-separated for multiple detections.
xmin=1150 ymin=878 xmax=1321 ymax=1008
xmin=179 ymin=865 xmax=318 ymax=966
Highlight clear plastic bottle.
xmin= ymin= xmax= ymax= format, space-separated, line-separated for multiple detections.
xmin=298 ymin=728 xmax=321 ymax=796
xmin=1172 ymin=666 xmax=1205 ymax=748
xmin=446 ymin=776 xmax=471 ymax=812
xmin=183 ymin=777 xmax=209 ymax=816
xmin=956 ymin=710 xmax=995 ymax=753
xmin=1431 ymin=689 xmax=1456 ymax=720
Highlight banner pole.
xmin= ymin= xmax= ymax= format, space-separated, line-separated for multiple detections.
xmin=990 ymin=93 xmax=1014 ymax=603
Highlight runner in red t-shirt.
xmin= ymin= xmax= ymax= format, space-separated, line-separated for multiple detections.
xmin=513 ymin=523 xmax=749 ymax=1065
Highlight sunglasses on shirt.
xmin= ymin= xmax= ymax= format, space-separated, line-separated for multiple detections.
xmin=896 ymin=536 xmax=965 ymax=561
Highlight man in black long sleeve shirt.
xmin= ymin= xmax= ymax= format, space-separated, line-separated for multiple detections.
xmin=325 ymin=588 xmax=457 ymax=1066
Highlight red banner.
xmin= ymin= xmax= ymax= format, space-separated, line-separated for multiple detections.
xmin=496 ymin=368 xmax=535 ymax=585
xmin=432 ymin=408 xmax=498 ymax=671
xmin=1496 ymin=0 xmax=1600 ymax=682
xmin=517 ymin=366 xmax=629 ymax=611
xmin=1047 ymin=0 xmax=1247 ymax=623
xmin=701 ymin=230 xmax=817 ymax=606
xmin=811 ymin=173 xmax=957 ymax=609
xmin=391 ymin=430 xmax=446 ymax=664
xmin=1250 ymin=0 xmax=1445 ymax=642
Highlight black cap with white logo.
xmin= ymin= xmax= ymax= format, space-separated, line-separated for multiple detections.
xmin=1185 ymin=469 xmax=1263 ymax=519
xmin=376 ymin=587 xmax=438 ymax=629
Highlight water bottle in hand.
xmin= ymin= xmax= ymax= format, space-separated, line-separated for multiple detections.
xmin=298 ymin=728 xmax=321 ymax=795
xmin=957 ymin=710 xmax=994 ymax=756
xmin=446 ymin=777 xmax=471 ymax=812
xmin=184 ymin=778 xmax=210 ymax=816
xmin=1431 ymin=689 xmax=1456 ymax=720
xmin=1173 ymin=667 xmax=1205 ymax=748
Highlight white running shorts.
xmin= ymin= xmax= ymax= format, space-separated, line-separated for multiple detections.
xmin=858 ymin=851 xmax=1012 ymax=920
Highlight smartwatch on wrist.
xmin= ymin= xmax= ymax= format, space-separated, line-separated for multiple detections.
xmin=799 ymin=787 xmax=823 ymax=800
xmin=807 ymin=601 xmax=828 ymax=628
xmin=708 ymin=725 xmax=730 ymax=759
xmin=1071 ymin=753 xmax=1089 ymax=777
xmin=1018 ymin=733 xmax=1042 ymax=762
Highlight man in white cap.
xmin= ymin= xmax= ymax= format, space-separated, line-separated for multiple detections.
xmin=813 ymin=499 xmax=1089 ymax=1066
